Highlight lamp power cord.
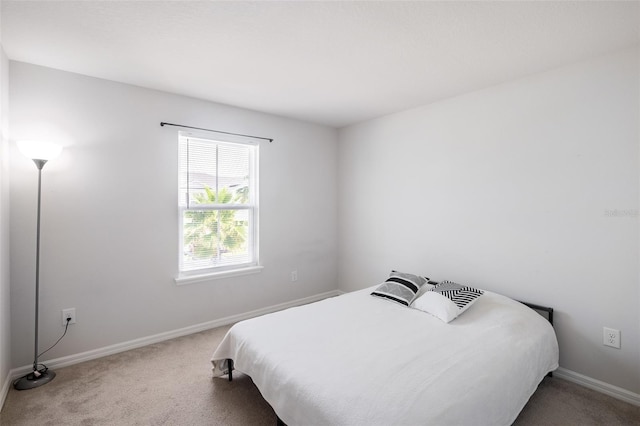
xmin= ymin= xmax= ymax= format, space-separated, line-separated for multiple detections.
xmin=13 ymin=317 xmax=72 ymax=383
xmin=38 ymin=316 xmax=71 ymax=360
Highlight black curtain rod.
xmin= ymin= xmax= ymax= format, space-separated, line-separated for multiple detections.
xmin=160 ymin=121 xmax=273 ymax=143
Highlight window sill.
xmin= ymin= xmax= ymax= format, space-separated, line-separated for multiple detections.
xmin=175 ymin=265 xmax=264 ymax=286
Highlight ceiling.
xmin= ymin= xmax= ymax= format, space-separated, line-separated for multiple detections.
xmin=2 ymin=1 xmax=639 ymax=128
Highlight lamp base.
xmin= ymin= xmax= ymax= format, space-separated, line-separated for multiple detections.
xmin=13 ymin=369 xmax=56 ymax=390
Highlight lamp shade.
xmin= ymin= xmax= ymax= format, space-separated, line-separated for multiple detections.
xmin=17 ymin=140 xmax=63 ymax=161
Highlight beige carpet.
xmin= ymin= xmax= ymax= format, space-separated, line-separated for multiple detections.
xmin=1 ymin=325 xmax=639 ymax=425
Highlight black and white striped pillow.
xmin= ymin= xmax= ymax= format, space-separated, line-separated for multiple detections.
xmin=371 ymin=271 xmax=430 ymax=306
xmin=411 ymin=280 xmax=484 ymax=322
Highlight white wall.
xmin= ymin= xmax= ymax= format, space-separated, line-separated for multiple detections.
xmin=338 ymin=48 xmax=640 ymax=394
xmin=0 ymin=28 xmax=12 ymax=399
xmin=9 ymin=62 xmax=338 ymax=367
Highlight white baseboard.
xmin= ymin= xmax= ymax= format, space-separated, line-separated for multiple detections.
xmin=555 ymin=367 xmax=640 ymax=407
xmin=8 ymin=289 xmax=341 ymax=380
xmin=0 ymin=369 xmax=11 ymax=412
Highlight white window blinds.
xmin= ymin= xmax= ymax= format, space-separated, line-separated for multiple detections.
xmin=178 ymin=133 xmax=258 ymax=274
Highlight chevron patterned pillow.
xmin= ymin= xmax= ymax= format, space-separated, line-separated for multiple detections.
xmin=370 ymin=270 xmax=431 ymax=306
xmin=411 ymin=280 xmax=484 ymax=322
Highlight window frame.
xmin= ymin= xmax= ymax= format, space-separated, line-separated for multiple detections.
xmin=175 ymin=130 xmax=260 ymax=283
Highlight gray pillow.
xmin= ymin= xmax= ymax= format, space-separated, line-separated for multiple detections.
xmin=371 ymin=271 xmax=429 ymax=306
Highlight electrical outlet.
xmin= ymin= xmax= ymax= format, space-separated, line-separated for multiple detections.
xmin=290 ymin=270 xmax=298 ymax=282
xmin=603 ymin=327 xmax=620 ymax=348
xmin=62 ymin=308 xmax=76 ymax=326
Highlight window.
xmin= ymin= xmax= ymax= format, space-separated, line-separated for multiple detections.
xmin=178 ymin=132 xmax=259 ymax=279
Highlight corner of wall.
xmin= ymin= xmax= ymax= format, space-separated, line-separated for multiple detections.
xmin=0 ymin=42 xmax=12 ymax=411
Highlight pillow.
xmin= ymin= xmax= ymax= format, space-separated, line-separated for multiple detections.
xmin=414 ymin=278 xmax=439 ymax=298
xmin=411 ymin=280 xmax=484 ymax=322
xmin=370 ymin=270 xmax=429 ymax=306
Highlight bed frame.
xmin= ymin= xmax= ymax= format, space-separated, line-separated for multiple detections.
xmin=224 ymin=300 xmax=555 ymax=426
xmin=519 ymin=301 xmax=555 ymax=379
xmin=520 ymin=301 xmax=554 ymax=326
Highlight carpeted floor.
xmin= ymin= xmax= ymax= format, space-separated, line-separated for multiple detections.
xmin=1 ymin=325 xmax=639 ymax=425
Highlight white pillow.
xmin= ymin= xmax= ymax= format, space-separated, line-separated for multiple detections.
xmin=411 ymin=280 xmax=484 ymax=322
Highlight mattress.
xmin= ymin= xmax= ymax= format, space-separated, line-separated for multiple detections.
xmin=211 ymin=286 xmax=559 ymax=425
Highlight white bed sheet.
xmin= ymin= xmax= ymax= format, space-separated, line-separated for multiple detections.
xmin=211 ymin=287 xmax=559 ymax=426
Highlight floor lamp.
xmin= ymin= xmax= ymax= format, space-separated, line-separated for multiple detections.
xmin=13 ymin=140 xmax=63 ymax=391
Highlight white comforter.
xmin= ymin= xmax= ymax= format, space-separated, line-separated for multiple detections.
xmin=211 ymin=287 xmax=559 ymax=426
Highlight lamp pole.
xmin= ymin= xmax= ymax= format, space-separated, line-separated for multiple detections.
xmin=13 ymin=142 xmax=61 ymax=390
xmin=33 ymin=159 xmax=46 ymax=373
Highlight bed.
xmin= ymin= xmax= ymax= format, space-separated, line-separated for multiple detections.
xmin=211 ymin=278 xmax=559 ymax=426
